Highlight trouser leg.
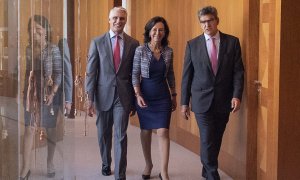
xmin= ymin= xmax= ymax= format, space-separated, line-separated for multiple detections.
xmin=195 ymin=112 xmax=229 ymax=180
xmin=46 ymin=127 xmax=57 ymax=174
xmin=96 ymin=110 xmax=113 ymax=168
xmin=113 ymin=99 xmax=129 ymax=180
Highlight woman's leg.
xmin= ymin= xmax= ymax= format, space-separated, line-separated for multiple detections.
xmin=140 ymin=129 xmax=153 ymax=175
xmin=46 ymin=127 xmax=57 ymax=176
xmin=157 ymin=128 xmax=170 ymax=180
xmin=20 ymin=126 xmax=34 ymax=178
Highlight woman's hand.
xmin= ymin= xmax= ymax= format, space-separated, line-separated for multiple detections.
xmin=136 ymin=95 xmax=147 ymax=108
xmin=46 ymin=93 xmax=54 ymax=105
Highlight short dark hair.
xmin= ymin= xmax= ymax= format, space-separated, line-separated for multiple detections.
xmin=28 ymin=15 xmax=52 ymax=44
xmin=143 ymin=16 xmax=170 ymax=47
xmin=198 ymin=6 xmax=219 ymax=22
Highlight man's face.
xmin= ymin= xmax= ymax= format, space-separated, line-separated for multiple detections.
xmin=109 ymin=9 xmax=127 ymax=34
xmin=199 ymin=14 xmax=219 ymax=36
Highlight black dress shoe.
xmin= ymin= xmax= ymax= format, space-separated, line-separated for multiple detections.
xmin=101 ymin=165 xmax=111 ymax=176
xmin=159 ymin=173 xmax=163 ymax=180
xmin=142 ymin=174 xmax=150 ymax=179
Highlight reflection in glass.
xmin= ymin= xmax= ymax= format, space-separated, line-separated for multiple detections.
xmin=19 ymin=15 xmax=62 ymax=179
xmin=1 ymin=0 xmax=19 ymax=179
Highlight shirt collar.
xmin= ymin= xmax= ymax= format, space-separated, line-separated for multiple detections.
xmin=109 ymin=30 xmax=124 ymax=40
xmin=204 ymin=31 xmax=220 ymax=41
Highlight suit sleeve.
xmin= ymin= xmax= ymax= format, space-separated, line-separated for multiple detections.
xmin=232 ymin=38 xmax=245 ymax=101
xmin=85 ymin=39 xmax=99 ymax=102
xmin=181 ymin=42 xmax=194 ymax=106
xmin=51 ymin=45 xmax=63 ymax=87
xmin=61 ymin=39 xmax=73 ymax=103
xmin=132 ymin=47 xmax=142 ymax=87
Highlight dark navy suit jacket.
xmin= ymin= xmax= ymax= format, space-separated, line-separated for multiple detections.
xmin=181 ymin=32 xmax=244 ymax=113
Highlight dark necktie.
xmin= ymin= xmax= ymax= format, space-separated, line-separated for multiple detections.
xmin=210 ymin=37 xmax=218 ymax=75
xmin=113 ymin=35 xmax=121 ymax=72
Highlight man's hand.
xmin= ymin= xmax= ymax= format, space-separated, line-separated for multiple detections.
xmin=231 ymin=98 xmax=241 ymax=113
xmin=180 ymin=105 xmax=190 ymax=120
xmin=84 ymin=100 xmax=95 ymax=117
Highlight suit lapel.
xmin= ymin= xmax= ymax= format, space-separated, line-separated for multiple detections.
xmin=119 ymin=33 xmax=130 ymax=71
xmin=199 ymin=35 xmax=215 ymax=76
xmin=217 ymin=32 xmax=226 ymax=75
xmin=104 ymin=33 xmax=115 ymax=70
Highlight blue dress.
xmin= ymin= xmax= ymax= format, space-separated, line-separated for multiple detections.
xmin=23 ymin=45 xmax=62 ymax=128
xmin=136 ymin=55 xmax=172 ymax=130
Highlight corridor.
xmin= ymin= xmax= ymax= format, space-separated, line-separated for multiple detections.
xmin=46 ymin=113 xmax=232 ymax=180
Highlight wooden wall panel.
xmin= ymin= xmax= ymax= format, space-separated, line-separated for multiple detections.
xmin=278 ymin=0 xmax=300 ymax=179
xmin=256 ymin=0 xmax=282 ymax=179
xmin=74 ymin=0 xmax=112 ymax=111
xmin=243 ymin=0 xmax=259 ymax=179
xmin=127 ymin=0 xmax=247 ymax=179
xmin=0 ymin=0 xmax=8 ymax=97
xmin=19 ymin=0 xmax=64 ymax=79
xmin=0 ymin=0 xmax=7 ymax=28
xmin=18 ymin=0 xmax=64 ymax=127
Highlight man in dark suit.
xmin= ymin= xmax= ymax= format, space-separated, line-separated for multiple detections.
xmin=85 ymin=7 xmax=139 ymax=180
xmin=180 ymin=6 xmax=244 ymax=180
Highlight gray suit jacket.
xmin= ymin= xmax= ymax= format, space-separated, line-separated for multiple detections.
xmin=85 ymin=32 xmax=139 ymax=112
xmin=58 ymin=38 xmax=73 ymax=103
xmin=181 ymin=32 xmax=244 ymax=113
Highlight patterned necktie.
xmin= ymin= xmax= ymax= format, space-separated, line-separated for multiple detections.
xmin=113 ymin=35 xmax=121 ymax=72
xmin=210 ymin=37 xmax=218 ymax=75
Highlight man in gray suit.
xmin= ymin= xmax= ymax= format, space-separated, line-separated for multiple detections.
xmin=85 ymin=7 xmax=139 ymax=180
xmin=181 ymin=6 xmax=244 ymax=180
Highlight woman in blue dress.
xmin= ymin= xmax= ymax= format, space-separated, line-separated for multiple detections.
xmin=20 ymin=15 xmax=62 ymax=179
xmin=132 ymin=16 xmax=177 ymax=180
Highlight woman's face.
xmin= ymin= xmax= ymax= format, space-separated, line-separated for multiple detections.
xmin=149 ymin=22 xmax=165 ymax=44
xmin=32 ymin=21 xmax=47 ymax=44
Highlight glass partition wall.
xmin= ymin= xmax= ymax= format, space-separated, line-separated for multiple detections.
xmin=1 ymin=0 xmax=67 ymax=179
xmin=1 ymin=0 xmax=116 ymax=179
xmin=1 ymin=0 xmax=18 ymax=179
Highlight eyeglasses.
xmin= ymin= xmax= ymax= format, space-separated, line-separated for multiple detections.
xmin=200 ymin=18 xmax=215 ymax=24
